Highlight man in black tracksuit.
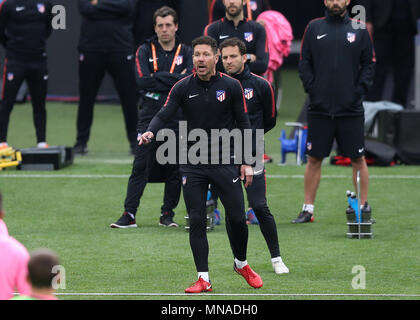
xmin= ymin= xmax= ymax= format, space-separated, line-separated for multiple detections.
xmin=220 ymin=37 xmax=289 ymax=275
xmin=110 ymin=6 xmax=193 ymax=228
xmin=204 ymin=0 xmax=268 ymax=75
xmin=360 ymin=0 xmax=420 ymax=108
xmin=75 ymin=0 xmax=138 ymax=155
xmin=139 ymin=36 xmax=263 ymax=293
xmin=293 ymin=0 xmax=375 ymax=224
xmin=209 ymin=0 xmax=271 ymax=23
xmin=0 ymin=0 xmax=52 ymax=148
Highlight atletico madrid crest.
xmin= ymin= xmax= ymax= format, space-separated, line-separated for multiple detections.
xmin=175 ymin=55 xmax=183 ymax=66
xmin=244 ymin=88 xmax=254 ymax=100
xmin=347 ymin=32 xmax=356 ymax=43
xmin=37 ymin=3 xmax=45 ymax=13
xmin=244 ymin=32 xmax=253 ymax=42
xmin=216 ymin=90 xmax=226 ymax=102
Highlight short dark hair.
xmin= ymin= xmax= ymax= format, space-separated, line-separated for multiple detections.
xmin=191 ymin=36 xmax=218 ymax=54
xmin=153 ymin=6 xmax=178 ymax=26
xmin=28 ymin=249 xmax=60 ymax=289
xmin=219 ymin=37 xmax=247 ymax=56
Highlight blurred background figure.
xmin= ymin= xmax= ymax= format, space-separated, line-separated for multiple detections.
xmin=0 ymin=0 xmax=53 ymax=149
xmin=12 ymin=248 xmax=61 ymax=300
xmin=0 ymin=191 xmax=31 ymax=300
xmin=361 ymin=0 xmax=420 ymax=108
xmin=74 ymin=0 xmax=139 ymax=155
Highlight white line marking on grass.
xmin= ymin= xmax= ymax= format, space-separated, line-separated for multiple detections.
xmin=2 ymin=174 xmax=420 ymax=179
xmin=53 ymin=292 xmax=420 ymax=297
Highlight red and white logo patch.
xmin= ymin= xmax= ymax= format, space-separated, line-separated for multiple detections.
xmin=7 ymin=73 xmax=14 ymax=81
xmin=347 ymin=32 xmax=356 ymax=43
xmin=244 ymin=88 xmax=254 ymax=100
xmin=244 ymin=32 xmax=253 ymax=42
xmin=175 ymin=55 xmax=183 ymax=66
xmin=37 ymin=3 xmax=45 ymax=13
xmin=216 ymin=90 xmax=226 ymax=102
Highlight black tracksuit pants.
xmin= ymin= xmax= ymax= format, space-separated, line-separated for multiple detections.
xmin=76 ymin=51 xmax=138 ymax=146
xmin=367 ymin=20 xmax=415 ymax=108
xmin=181 ymin=165 xmax=248 ymax=272
xmin=226 ymin=170 xmax=280 ymax=259
xmin=0 ymin=58 xmax=48 ymax=143
xmin=124 ymin=137 xmax=182 ymax=216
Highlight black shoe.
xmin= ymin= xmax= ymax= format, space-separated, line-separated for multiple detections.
xmin=159 ymin=211 xmax=179 ymax=227
xmin=73 ymin=142 xmax=88 ymax=156
xmin=110 ymin=211 xmax=137 ymax=228
xmin=291 ymin=211 xmax=314 ymax=224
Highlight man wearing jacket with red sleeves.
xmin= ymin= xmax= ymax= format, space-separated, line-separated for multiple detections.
xmin=293 ymin=0 xmax=375 ymax=224
xmin=110 ymin=6 xmax=193 ymax=229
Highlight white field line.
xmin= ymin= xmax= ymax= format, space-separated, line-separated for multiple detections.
xmin=52 ymin=292 xmax=420 ymax=297
xmin=1 ymin=174 xmax=420 ymax=179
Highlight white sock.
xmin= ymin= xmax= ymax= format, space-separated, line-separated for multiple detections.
xmin=303 ymin=204 xmax=314 ymax=213
xmin=271 ymin=256 xmax=282 ymax=263
xmin=198 ymin=272 xmax=209 ymax=282
xmin=234 ymin=258 xmax=248 ymax=269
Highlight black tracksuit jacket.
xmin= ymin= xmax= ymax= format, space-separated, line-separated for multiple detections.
xmin=134 ymin=35 xmax=193 ymax=131
xmin=147 ymin=72 xmax=251 ymax=166
xmin=299 ymin=11 xmax=376 ymax=117
xmin=204 ymin=17 xmax=269 ymax=75
xmin=232 ymin=65 xmax=276 ymax=157
xmin=78 ymin=0 xmax=135 ymax=53
xmin=0 ymin=0 xmax=52 ymax=61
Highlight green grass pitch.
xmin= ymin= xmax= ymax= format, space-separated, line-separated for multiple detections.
xmin=1 ymin=69 xmax=419 ymax=300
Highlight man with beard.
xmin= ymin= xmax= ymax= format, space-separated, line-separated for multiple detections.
xmin=139 ymin=36 xmax=263 ymax=293
xmin=220 ymin=37 xmax=289 ymax=274
xmin=204 ymin=0 xmax=268 ymax=76
xmin=110 ymin=6 xmax=193 ymax=229
xmin=293 ymin=0 xmax=375 ymax=224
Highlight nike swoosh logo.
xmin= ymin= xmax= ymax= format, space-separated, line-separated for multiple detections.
xmin=16 ymin=6 xmax=25 ymax=11
xmin=149 ymin=58 xmax=157 ymax=62
xmin=359 ymin=148 xmax=364 ymax=153
xmin=253 ymin=169 xmax=263 ymax=175
xmin=189 ymin=94 xmax=199 ymax=99
xmin=317 ymin=34 xmax=327 ymax=40
xmin=233 ymin=178 xmax=239 ymax=183
xmin=206 ymin=285 xmax=212 ymax=290
xmin=219 ymin=35 xmax=230 ymax=39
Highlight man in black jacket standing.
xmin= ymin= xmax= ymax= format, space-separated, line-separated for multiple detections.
xmin=360 ymin=0 xmax=420 ymax=108
xmin=139 ymin=36 xmax=263 ymax=293
xmin=74 ymin=0 xmax=138 ymax=155
xmin=220 ymin=37 xmax=289 ymax=274
xmin=0 ymin=0 xmax=53 ymax=149
xmin=204 ymin=0 xmax=268 ymax=76
xmin=110 ymin=6 xmax=193 ymax=229
xmin=293 ymin=0 xmax=375 ymax=224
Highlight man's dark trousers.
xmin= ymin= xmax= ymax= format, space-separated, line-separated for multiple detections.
xmin=76 ymin=51 xmax=138 ymax=146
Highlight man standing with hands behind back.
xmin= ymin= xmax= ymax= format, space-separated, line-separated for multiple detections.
xmin=294 ymin=0 xmax=375 ymax=224
xmin=75 ymin=0 xmax=138 ymax=155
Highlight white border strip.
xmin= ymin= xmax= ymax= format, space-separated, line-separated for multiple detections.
xmin=1 ymin=174 xmax=420 ymax=179
xmin=54 ymin=292 xmax=420 ymax=297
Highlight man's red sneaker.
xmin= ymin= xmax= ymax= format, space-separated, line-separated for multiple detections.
xmin=185 ymin=277 xmax=212 ymax=293
xmin=234 ymin=264 xmax=263 ymax=288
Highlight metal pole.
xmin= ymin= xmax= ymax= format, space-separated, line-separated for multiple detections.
xmin=415 ymin=20 xmax=420 ymax=110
